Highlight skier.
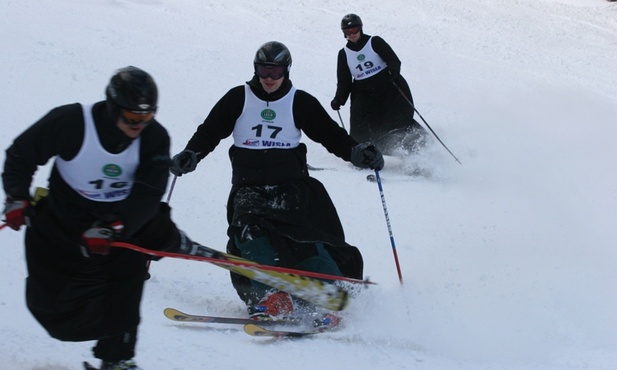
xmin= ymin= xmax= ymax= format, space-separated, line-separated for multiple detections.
xmin=170 ymin=41 xmax=384 ymax=322
xmin=330 ymin=13 xmax=427 ymax=157
xmin=2 ymin=66 xmax=200 ymax=370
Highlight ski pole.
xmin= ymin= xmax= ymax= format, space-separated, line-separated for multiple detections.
xmin=166 ymin=150 xmax=201 ymax=204
xmin=373 ymin=170 xmax=404 ymax=284
xmin=166 ymin=175 xmax=178 ymax=203
xmin=392 ymin=81 xmax=462 ymax=165
xmin=111 ymin=241 xmax=375 ymax=285
xmin=144 ymin=173 xmax=178 ymax=279
xmin=336 ymin=110 xmax=346 ymax=130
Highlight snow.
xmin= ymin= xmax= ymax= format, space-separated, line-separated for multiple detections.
xmin=1 ymin=0 xmax=616 ymax=369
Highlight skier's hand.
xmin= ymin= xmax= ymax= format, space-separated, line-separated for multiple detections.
xmin=170 ymin=149 xmax=198 ymax=176
xmin=3 ymin=197 xmax=30 ymax=230
xmin=330 ymin=98 xmax=342 ymax=111
xmin=81 ymin=221 xmax=124 ymax=257
xmin=351 ymin=143 xmax=384 ymax=171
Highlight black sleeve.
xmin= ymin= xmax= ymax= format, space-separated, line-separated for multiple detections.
xmin=333 ymin=49 xmax=353 ymax=105
xmin=116 ymin=122 xmax=171 ymax=237
xmin=2 ymin=103 xmax=84 ymax=199
xmin=184 ymin=86 xmax=245 ymax=159
xmin=372 ymin=36 xmax=402 ymax=77
xmin=293 ymin=90 xmax=358 ymax=161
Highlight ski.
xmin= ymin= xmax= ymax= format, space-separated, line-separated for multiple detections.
xmin=83 ymin=362 xmax=98 ymax=370
xmin=243 ymin=323 xmax=328 ymax=338
xmin=164 ymin=307 xmax=255 ymax=325
xmin=110 ymin=241 xmax=366 ymax=311
xmin=163 ymin=307 xmax=300 ymax=326
xmin=165 ymin=307 xmax=340 ymax=338
xmin=306 ymin=164 xmax=334 ymax=171
xmin=366 ymin=171 xmax=432 ymax=183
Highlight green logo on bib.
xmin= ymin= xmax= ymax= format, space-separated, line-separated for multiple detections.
xmin=261 ymin=109 xmax=276 ymax=121
xmin=357 ymin=54 xmax=366 ymax=61
xmin=103 ymin=164 xmax=122 ymax=177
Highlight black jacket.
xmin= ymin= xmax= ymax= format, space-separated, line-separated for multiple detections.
xmin=334 ymin=34 xmax=404 ymax=104
xmin=2 ymin=101 xmax=171 ymax=236
xmin=185 ymin=76 xmax=358 ymax=185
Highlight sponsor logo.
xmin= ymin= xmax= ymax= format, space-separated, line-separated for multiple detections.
xmin=357 ymin=54 xmax=366 ymax=61
xmin=79 ymin=190 xmax=102 ymax=199
xmin=243 ymin=139 xmax=260 ymax=147
xmin=79 ymin=188 xmax=131 ymax=200
xmin=261 ymin=141 xmax=291 ymax=147
xmin=365 ymin=65 xmax=382 ymax=76
xmin=103 ymin=189 xmax=131 ymax=199
xmin=261 ymin=109 xmax=276 ymax=121
xmin=103 ymin=164 xmax=122 ymax=177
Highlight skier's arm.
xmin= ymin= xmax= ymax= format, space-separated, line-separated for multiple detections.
xmin=114 ymin=123 xmax=171 ymax=237
xmin=372 ymin=36 xmax=402 ymax=78
xmin=294 ymin=90 xmax=358 ymax=161
xmin=184 ymin=86 xmax=245 ymax=160
xmin=2 ymin=104 xmax=83 ymax=199
xmin=333 ymin=49 xmax=353 ymax=106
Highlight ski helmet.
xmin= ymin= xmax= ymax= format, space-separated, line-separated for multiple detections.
xmin=253 ymin=41 xmax=292 ymax=80
xmin=254 ymin=41 xmax=292 ymax=68
xmin=106 ymin=66 xmax=158 ymax=116
xmin=341 ymin=14 xmax=363 ymax=29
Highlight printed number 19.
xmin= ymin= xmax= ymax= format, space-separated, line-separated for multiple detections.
xmin=89 ymin=180 xmax=129 ymax=189
xmin=355 ymin=61 xmax=374 ymax=72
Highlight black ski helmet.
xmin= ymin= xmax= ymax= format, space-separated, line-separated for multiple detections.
xmin=341 ymin=13 xmax=363 ymax=30
xmin=254 ymin=41 xmax=292 ymax=69
xmin=106 ymin=66 xmax=158 ymax=121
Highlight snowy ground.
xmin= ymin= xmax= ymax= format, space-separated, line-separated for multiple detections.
xmin=1 ymin=0 xmax=616 ymax=369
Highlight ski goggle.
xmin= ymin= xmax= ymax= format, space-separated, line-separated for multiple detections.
xmin=343 ymin=27 xmax=361 ymax=36
xmin=255 ymin=65 xmax=286 ymax=80
xmin=120 ymin=109 xmax=155 ymax=127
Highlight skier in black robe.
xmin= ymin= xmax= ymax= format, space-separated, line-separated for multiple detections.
xmin=2 ymin=66 xmax=198 ymax=370
xmin=170 ymin=41 xmax=384 ymax=321
xmin=331 ymin=14 xmax=427 ymax=157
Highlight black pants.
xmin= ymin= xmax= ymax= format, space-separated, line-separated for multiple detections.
xmin=225 ymin=179 xmax=364 ymax=305
xmin=350 ymin=76 xmax=426 ymax=155
xmin=25 ymin=200 xmax=181 ymax=360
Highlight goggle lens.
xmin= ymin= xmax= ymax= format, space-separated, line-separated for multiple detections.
xmin=343 ymin=27 xmax=361 ymax=36
xmin=120 ymin=110 xmax=155 ymax=127
xmin=255 ymin=65 xmax=285 ymax=80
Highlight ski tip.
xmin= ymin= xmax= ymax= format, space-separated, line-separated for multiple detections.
xmin=243 ymin=323 xmax=273 ymax=337
xmin=83 ymin=361 xmax=99 ymax=370
xmin=163 ymin=307 xmax=182 ymax=319
xmin=243 ymin=323 xmax=320 ymax=338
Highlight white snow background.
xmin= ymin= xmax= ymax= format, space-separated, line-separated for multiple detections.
xmin=1 ymin=0 xmax=616 ymax=369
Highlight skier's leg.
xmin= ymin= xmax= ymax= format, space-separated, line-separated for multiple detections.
xmin=233 ymin=223 xmax=279 ymax=298
xmin=295 ymin=242 xmax=342 ymax=278
xmin=92 ymin=328 xmax=137 ymax=363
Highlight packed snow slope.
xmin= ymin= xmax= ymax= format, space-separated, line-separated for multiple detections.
xmin=1 ymin=0 xmax=616 ymax=369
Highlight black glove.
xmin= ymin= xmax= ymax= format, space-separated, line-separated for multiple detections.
xmin=81 ymin=221 xmax=124 ymax=257
xmin=330 ymin=98 xmax=342 ymax=111
xmin=3 ymin=197 xmax=30 ymax=230
xmin=351 ymin=143 xmax=384 ymax=171
xmin=170 ymin=149 xmax=198 ymax=176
